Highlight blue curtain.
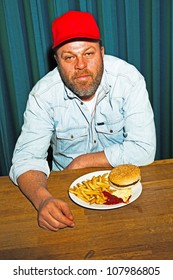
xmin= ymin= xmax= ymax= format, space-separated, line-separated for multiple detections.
xmin=0 ymin=0 xmax=173 ymax=176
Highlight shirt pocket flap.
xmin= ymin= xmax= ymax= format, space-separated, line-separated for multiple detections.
xmin=96 ymin=120 xmax=124 ymax=135
xmin=56 ymin=126 xmax=88 ymax=140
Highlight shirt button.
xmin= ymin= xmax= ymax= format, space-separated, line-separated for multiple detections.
xmin=80 ymin=102 xmax=84 ymax=105
xmin=110 ymin=129 xmax=113 ymax=133
xmin=71 ymin=135 xmax=74 ymax=139
xmin=94 ymin=140 xmax=96 ymax=143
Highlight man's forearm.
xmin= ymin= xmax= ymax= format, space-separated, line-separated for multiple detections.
xmin=81 ymin=151 xmax=112 ymax=167
xmin=66 ymin=151 xmax=112 ymax=169
xmin=17 ymin=170 xmax=53 ymax=210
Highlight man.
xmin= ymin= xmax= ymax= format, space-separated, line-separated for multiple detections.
xmin=9 ymin=11 xmax=156 ymax=231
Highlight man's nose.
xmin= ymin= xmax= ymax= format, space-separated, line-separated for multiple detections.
xmin=75 ymin=56 xmax=87 ymax=69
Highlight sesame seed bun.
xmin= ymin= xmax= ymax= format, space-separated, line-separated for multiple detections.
xmin=109 ymin=164 xmax=141 ymax=189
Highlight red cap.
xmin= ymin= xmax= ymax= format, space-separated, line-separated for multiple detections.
xmin=52 ymin=11 xmax=100 ymax=49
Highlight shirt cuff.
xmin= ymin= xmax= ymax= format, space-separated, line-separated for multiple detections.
xmin=9 ymin=159 xmax=50 ymax=185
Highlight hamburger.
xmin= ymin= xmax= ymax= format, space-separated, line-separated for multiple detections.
xmin=109 ymin=164 xmax=141 ymax=190
xmin=105 ymin=164 xmax=141 ymax=204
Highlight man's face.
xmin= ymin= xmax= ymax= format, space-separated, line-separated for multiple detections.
xmin=54 ymin=41 xmax=104 ymax=100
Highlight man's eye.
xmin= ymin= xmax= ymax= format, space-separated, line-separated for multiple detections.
xmin=85 ymin=52 xmax=94 ymax=57
xmin=64 ymin=56 xmax=74 ymax=61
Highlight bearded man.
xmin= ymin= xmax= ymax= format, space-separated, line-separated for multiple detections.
xmin=10 ymin=11 xmax=156 ymax=231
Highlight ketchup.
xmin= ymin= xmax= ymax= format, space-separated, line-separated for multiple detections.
xmin=103 ymin=191 xmax=124 ymax=205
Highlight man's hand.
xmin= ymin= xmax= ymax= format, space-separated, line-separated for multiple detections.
xmin=17 ymin=170 xmax=75 ymax=231
xmin=38 ymin=197 xmax=75 ymax=231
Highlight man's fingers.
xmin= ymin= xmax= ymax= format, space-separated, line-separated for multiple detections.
xmin=58 ymin=201 xmax=74 ymax=221
xmin=39 ymin=217 xmax=68 ymax=231
xmin=48 ymin=207 xmax=75 ymax=227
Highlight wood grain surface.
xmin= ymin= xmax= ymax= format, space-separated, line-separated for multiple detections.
xmin=0 ymin=159 xmax=173 ymax=260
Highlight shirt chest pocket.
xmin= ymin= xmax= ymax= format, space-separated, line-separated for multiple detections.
xmin=56 ymin=126 xmax=88 ymax=154
xmin=95 ymin=119 xmax=125 ymax=146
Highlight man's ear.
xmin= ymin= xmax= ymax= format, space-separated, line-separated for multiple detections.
xmin=101 ymin=46 xmax=104 ymax=58
xmin=54 ymin=54 xmax=58 ymax=64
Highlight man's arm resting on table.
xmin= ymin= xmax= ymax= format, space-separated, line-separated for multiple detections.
xmin=65 ymin=151 xmax=112 ymax=169
xmin=17 ymin=171 xmax=51 ymax=210
xmin=17 ymin=170 xmax=75 ymax=231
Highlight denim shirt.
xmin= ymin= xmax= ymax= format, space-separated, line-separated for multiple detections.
xmin=9 ymin=55 xmax=156 ymax=185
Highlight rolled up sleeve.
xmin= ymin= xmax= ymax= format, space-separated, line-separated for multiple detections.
xmin=9 ymin=93 xmax=53 ymax=185
xmin=104 ymin=77 xmax=156 ymax=167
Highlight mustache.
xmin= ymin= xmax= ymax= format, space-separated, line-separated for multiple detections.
xmin=72 ymin=70 xmax=93 ymax=79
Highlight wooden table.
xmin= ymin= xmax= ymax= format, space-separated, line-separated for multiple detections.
xmin=0 ymin=159 xmax=173 ymax=260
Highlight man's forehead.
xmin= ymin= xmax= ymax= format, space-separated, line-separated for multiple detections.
xmin=58 ymin=40 xmax=99 ymax=54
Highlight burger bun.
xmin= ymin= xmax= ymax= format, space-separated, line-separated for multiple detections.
xmin=109 ymin=164 xmax=141 ymax=190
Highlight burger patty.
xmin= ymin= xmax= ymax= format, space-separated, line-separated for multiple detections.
xmin=110 ymin=179 xmax=140 ymax=188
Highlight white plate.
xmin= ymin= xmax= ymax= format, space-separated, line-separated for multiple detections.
xmin=68 ymin=170 xmax=142 ymax=210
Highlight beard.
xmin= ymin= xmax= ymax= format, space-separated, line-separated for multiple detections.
xmin=57 ymin=60 xmax=104 ymax=99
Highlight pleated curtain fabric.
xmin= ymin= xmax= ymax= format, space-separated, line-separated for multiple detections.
xmin=0 ymin=0 xmax=173 ymax=175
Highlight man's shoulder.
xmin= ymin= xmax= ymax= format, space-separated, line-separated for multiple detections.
xmin=30 ymin=67 xmax=63 ymax=98
xmin=104 ymin=54 xmax=136 ymax=69
xmin=104 ymin=54 xmax=143 ymax=82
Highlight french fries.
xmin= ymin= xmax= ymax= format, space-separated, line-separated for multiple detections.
xmin=69 ymin=173 xmax=111 ymax=204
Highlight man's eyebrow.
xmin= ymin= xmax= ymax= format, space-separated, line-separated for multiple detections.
xmin=61 ymin=50 xmax=73 ymax=54
xmin=84 ymin=46 xmax=96 ymax=52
